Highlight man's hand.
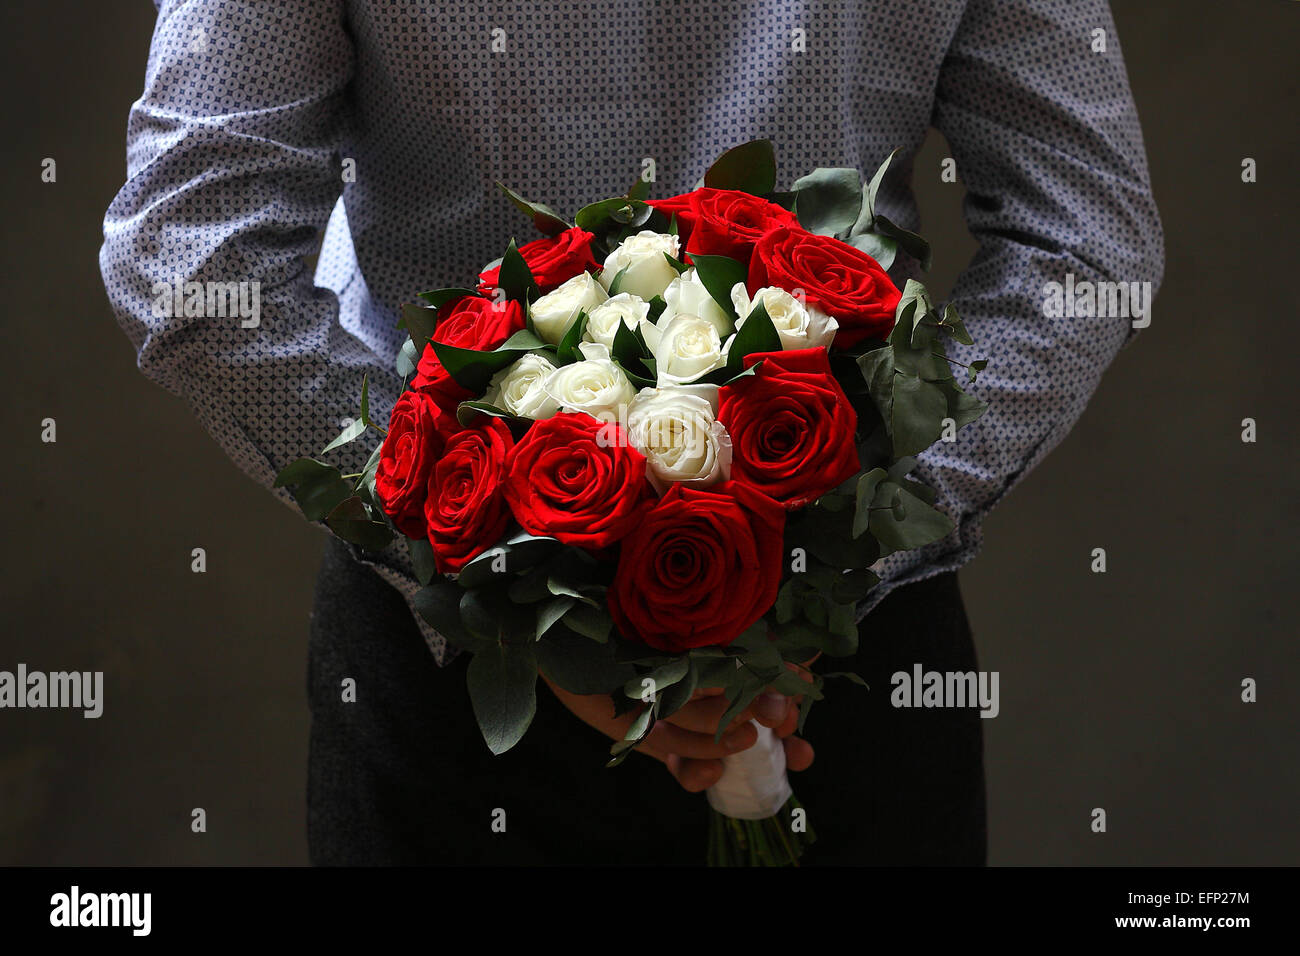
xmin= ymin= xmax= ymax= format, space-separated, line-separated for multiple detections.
xmin=543 ymin=675 xmax=815 ymax=792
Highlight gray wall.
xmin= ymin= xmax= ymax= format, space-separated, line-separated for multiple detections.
xmin=1 ymin=0 xmax=1295 ymax=864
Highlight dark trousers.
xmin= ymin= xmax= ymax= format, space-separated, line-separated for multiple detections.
xmin=307 ymin=539 xmax=987 ymax=865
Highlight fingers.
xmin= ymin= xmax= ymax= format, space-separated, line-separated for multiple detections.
xmin=783 ymin=735 xmax=815 ymax=772
xmin=772 ymin=696 xmax=801 ymax=739
xmin=645 ymin=718 xmax=756 ymax=760
xmin=658 ymin=694 xmax=748 ymax=735
xmin=751 ymin=691 xmax=792 ymax=728
xmin=664 ymin=754 xmax=724 ymax=792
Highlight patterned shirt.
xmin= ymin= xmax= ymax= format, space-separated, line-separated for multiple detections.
xmin=101 ymin=0 xmax=1164 ymax=665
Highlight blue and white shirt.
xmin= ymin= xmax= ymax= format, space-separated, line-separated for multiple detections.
xmin=101 ymin=0 xmax=1164 ymax=665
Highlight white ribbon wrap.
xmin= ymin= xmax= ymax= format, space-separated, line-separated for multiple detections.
xmin=705 ymin=720 xmax=793 ymax=820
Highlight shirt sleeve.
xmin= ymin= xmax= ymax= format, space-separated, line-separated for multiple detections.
xmin=861 ymin=0 xmax=1166 ymax=617
xmin=99 ymin=0 xmax=444 ymax=658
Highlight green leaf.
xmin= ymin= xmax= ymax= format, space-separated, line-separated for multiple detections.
xmin=353 ymin=377 xmax=371 ymax=429
xmin=466 ymin=641 xmax=538 ymax=755
xmin=625 ymin=657 xmax=691 ymax=701
xmin=498 ymin=238 xmax=540 ymax=303
xmin=869 ymin=482 xmax=954 ymax=556
xmin=873 ymin=214 xmax=932 ymax=271
xmin=891 ymin=375 xmax=948 ymax=456
xmin=722 ymin=299 xmax=780 ymax=375
xmin=847 ymin=232 xmax=897 ymax=270
xmin=430 ymin=339 xmax=526 ymax=393
xmin=626 ymin=178 xmax=651 ymax=201
xmin=400 ymin=302 xmax=439 ymax=356
xmin=537 ymin=595 xmax=577 ymax=639
xmin=416 ymin=288 xmax=477 ymax=309
xmin=852 ymin=148 xmax=900 ymax=235
xmin=274 ymin=457 xmax=338 ymax=489
xmin=321 ymin=417 xmax=368 ymax=454
xmin=661 ymin=252 xmax=690 ymax=276
xmin=396 ymin=338 xmax=420 ymax=377
xmin=564 ymin=601 xmax=613 ymax=643
xmin=689 ymin=253 xmax=746 ymax=321
xmin=455 ymin=546 xmax=513 ymax=591
xmin=656 ymin=659 xmax=699 ymax=718
xmin=967 ymin=359 xmax=988 ymax=383
xmin=495 ymin=182 xmax=571 ymax=236
xmin=535 ymin=631 xmax=636 ymax=695
xmin=324 ymin=496 xmax=394 ymax=551
xmin=274 ymin=458 xmax=355 ymax=522
xmin=454 ymin=401 xmax=532 ymax=439
xmin=554 ymin=310 xmax=590 ymax=364
xmin=606 ymin=264 xmax=632 ymax=295
xmin=788 ymin=502 xmax=879 ymax=569
xmin=934 ymin=378 xmax=988 ymax=429
xmin=853 ymin=467 xmax=889 ymax=539
xmin=498 ymin=328 xmax=547 ymax=351
xmin=407 ymin=536 xmax=437 ymax=587
xmin=413 ymin=579 xmax=481 ymax=651
xmin=940 ymin=303 xmax=973 ymax=345
xmin=789 ymin=167 xmax=862 ymax=236
xmin=575 ymin=197 xmax=652 ymax=235
xmin=609 ymin=316 xmax=647 ymax=367
xmin=703 ymin=140 xmax=777 ymax=196
xmin=460 ymin=586 xmax=534 ymax=641
xmin=715 ymin=679 xmax=767 ymax=742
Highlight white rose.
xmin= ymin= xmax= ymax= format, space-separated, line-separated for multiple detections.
xmin=530 ymin=272 xmax=607 ymax=345
xmin=731 ymin=282 xmax=838 ymax=350
xmin=584 ymin=292 xmax=650 ymax=350
xmin=640 ymin=313 xmax=726 ymax=387
xmin=543 ymin=341 xmax=637 ymax=421
xmin=660 ymin=268 xmax=733 ymax=337
xmin=599 ymin=230 xmax=681 ymax=301
xmin=626 ymin=385 xmax=732 ymax=493
xmin=483 ymin=352 xmax=559 ymax=419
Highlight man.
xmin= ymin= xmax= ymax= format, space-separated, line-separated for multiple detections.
xmin=101 ymin=0 xmax=1163 ymax=864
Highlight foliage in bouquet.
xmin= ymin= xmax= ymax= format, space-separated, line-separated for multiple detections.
xmin=275 ymin=141 xmax=987 ymax=761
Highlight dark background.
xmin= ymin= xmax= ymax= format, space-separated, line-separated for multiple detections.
xmin=2 ymin=0 xmax=1296 ymax=865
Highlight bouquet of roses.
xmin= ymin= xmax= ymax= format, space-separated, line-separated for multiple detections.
xmin=275 ymin=141 xmax=987 ymax=866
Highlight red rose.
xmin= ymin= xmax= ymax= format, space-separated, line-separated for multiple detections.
xmin=412 ymin=294 xmax=524 ymax=421
xmin=645 ymin=192 xmax=697 ymax=243
xmin=647 ymin=189 xmax=798 ymax=264
xmin=503 ymin=412 xmax=650 ymax=549
xmin=685 ymin=188 xmax=799 ymax=263
xmin=608 ymin=481 xmax=785 ymax=652
xmin=476 ymin=227 xmax=599 ymax=295
xmin=375 ymin=390 xmax=447 ymax=539
xmin=749 ymin=228 xmax=900 ymax=348
xmin=424 ymin=417 xmax=514 ymax=573
xmin=718 ymin=348 xmax=860 ymax=509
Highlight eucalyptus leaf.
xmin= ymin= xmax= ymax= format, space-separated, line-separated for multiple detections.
xmin=413 ymin=579 xmax=481 ymax=651
xmin=869 ymin=482 xmax=954 ymax=556
xmin=891 ymin=375 xmax=948 ymax=456
xmin=702 ymin=139 xmax=776 ymax=195
xmin=321 ymin=417 xmax=368 ymax=455
xmin=847 ymin=232 xmax=897 ymax=270
xmin=790 ymin=166 xmax=862 ymax=236
xmin=467 ymin=640 xmax=538 ymax=755
xmin=496 ymin=182 xmax=571 ymax=236
xmin=407 ymin=536 xmax=437 ymax=587
xmin=537 ymin=595 xmax=577 ymax=639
